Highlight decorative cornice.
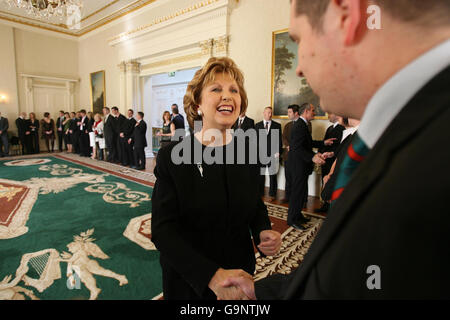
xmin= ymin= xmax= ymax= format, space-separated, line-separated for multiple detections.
xmin=109 ymin=0 xmax=224 ymax=44
xmin=0 ymin=0 xmax=157 ymax=37
xmin=141 ymin=52 xmax=205 ymax=71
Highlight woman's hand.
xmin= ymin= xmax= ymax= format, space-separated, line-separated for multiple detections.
xmin=258 ymin=230 xmax=281 ymax=256
xmin=208 ymin=268 xmax=253 ymax=300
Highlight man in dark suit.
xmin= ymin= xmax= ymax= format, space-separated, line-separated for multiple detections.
xmin=56 ymin=110 xmax=66 ymax=152
xmin=15 ymin=112 xmax=29 ymax=155
xmin=78 ymin=110 xmax=91 ymax=157
xmin=255 ymin=107 xmax=283 ymax=201
xmin=281 ymin=105 xmax=300 ymax=203
xmin=112 ymin=107 xmax=127 ymax=164
xmin=119 ymin=109 xmax=136 ymax=166
xmin=102 ymin=107 xmax=114 ymax=162
xmin=232 ymin=113 xmax=255 ymax=131
xmin=222 ymin=0 xmax=450 ymax=299
xmin=0 ymin=112 xmax=9 ymax=157
xmin=285 ymin=103 xmax=335 ymax=229
xmin=129 ymin=112 xmax=147 ymax=170
xmin=171 ymin=104 xmax=185 ymax=140
xmin=315 ymin=113 xmax=344 ymax=213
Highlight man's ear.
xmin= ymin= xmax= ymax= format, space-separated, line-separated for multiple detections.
xmin=331 ymin=0 xmax=367 ymax=46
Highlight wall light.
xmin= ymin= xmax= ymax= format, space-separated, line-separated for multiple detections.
xmin=0 ymin=94 xmax=6 ymax=103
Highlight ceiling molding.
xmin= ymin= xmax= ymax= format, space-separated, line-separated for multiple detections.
xmin=0 ymin=0 xmax=158 ymax=37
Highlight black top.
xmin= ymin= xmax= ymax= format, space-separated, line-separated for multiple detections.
xmin=41 ymin=119 xmax=55 ymax=138
xmin=131 ymin=120 xmax=147 ymax=148
xmin=161 ymin=122 xmax=172 ymax=142
xmin=151 ymin=135 xmax=272 ymax=299
xmin=232 ymin=116 xmax=255 ymax=132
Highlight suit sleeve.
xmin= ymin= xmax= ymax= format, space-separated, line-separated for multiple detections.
xmin=290 ymin=123 xmax=315 ymax=163
xmin=151 ymin=148 xmax=220 ymax=297
xmin=255 ymin=272 xmax=297 ymax=299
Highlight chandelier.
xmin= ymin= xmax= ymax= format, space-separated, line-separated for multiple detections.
xmin=3 ymin=0 xmax=83 ymax=21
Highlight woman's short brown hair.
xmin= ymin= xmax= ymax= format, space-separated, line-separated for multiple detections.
xmin=163 ymin=111 xmax=171 ymax=122
xmin=184 ymin=57 xmax=248 ymax=129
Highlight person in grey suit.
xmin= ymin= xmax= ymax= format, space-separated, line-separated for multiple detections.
xmin=0 ymin=112 xmax=9 ymax=157
xmin=221 ymin=0 xmax=450 ymax=299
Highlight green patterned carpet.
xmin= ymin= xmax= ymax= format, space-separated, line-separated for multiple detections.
xmin=0 ymin=156 xmax=161 ymax=300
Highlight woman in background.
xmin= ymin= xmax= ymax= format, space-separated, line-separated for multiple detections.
xmin=63 ymin=112 xmax=72 ymax=153
xmin=41 ymin=112 xmax=55 ymax=153
xmin=157 ymin=111 xmax=175 ymax=149
xmin=91 ymin=113 xmax=105 ymax=161
xmin=27 ymin=112 xmax=40 ymax=154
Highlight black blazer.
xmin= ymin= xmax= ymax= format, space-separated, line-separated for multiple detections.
xmin=151 ymin=136 xmax=272 ymax=299
xmin=0 ymin=117 xmax=8 ymax=136
xmin=233 ymin=116 xmax=255 ymax=132
xmin=171 ymin=114 xmax=185 ymax=130
xmin=131 ymin=120 xmax=147 ymax=148
xmin=103 ymin=114 xmax=114 ymax=140
xmin=15 ymin=118 xmax=28 ymax=138
xmin=113 ymin=114 xmax=127 ymax=135
xmin=256 ymin=66 xmax=450 ymax=299
xmin=288 ymin=119 xmax=323 ymax=175
xmin=255 ymin=120 xmax=283 ymax=164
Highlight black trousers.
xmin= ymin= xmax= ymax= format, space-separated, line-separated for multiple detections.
xmin=57 ymin=130 xmax=64 ymax=151
xmin=133 ymin=146 xmax=146 ymax=169
xmin=73 ymin=133 xmax=80 ymax=154
xmin=118 ymin=137 xmax=133 ymax=165
xmin=28 ymin=132 xmax=40 ymax=154
xmin=259 ymin=165 xmax=278 ymax=197
xmin=287 ymin=165 xmax=309 ymax=226
xmin=79 ymin=132 xmax=90 ymax=156
xmin=284 ymin=160 xmax=291 ymax=200
xmin=19 ymin=135 xmax=27 ymax=155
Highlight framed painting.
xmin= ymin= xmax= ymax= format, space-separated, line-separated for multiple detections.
xmin=271 ymin=29 xmax=327 ymax=119
xmin=90 ymin=70 xmax=106 ymax=114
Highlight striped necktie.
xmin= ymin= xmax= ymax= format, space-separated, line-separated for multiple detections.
xmin=331 ymin=133 xmax=370 ymax=203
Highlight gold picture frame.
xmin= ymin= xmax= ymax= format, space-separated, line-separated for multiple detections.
xmin=271 ymin=29 xmax=327 ymax=120
xmin=90 ymin=70 xmax=106 ymax=114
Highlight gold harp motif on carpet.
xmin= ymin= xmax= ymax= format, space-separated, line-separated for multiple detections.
xmin=0 ymin=184 xmax=23 ymax=202
xmin=0 ymin=230 xmax=128 ymax=300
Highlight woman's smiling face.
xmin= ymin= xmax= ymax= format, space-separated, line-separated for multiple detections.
xmin=198 ymin=72 xmax=241 ymax=131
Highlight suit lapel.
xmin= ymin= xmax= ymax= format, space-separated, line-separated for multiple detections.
xmin=285 ymin=66 xmax=450 ymax=299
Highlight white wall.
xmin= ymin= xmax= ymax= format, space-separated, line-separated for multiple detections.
xmin=0 ymin=25 xmax=20 ymax=123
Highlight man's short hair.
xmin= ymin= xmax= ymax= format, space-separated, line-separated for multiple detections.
xmin=292 ymin=0 xmax=450 ymax=30
xmin=298 ymin=103 xmax=311 ymax=115
xmin=138 ymin=112 xmax=144 ymax=118
xmin=111 ymin=107 xmax=118 ymax=112
xmin=172 ymin=104 xmax=178 ymax=108
xmin=103 ymin=107 xmax=110 ymax=111
xmin=80 ymin=109 xmax=86 ymax=114
xmin=59 ymin=110 xmax=64 ymax=114
xmin=288 ymin=104 xmax=300 ymax=114
xmin=128 ymin=109 xmax=134 ymax=114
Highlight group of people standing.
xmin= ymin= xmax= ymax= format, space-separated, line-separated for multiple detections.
xmin=0 ymin=108 xmax=148 ymax=170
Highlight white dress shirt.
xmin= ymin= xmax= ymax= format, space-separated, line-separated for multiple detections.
xmin=359 ymin=39 xmax=450 ymax=149
xmin=264 ymin=120 xmax=272 ymax=132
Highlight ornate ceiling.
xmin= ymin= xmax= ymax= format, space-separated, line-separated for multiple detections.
xmin=0 ymin=0 xmax=158 ymax=36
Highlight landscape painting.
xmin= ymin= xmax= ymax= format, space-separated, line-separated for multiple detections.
xmin=271 ymin=30 xmax=325 ymax=119
xmin=90 ymin=70 xmax=105 ymax=114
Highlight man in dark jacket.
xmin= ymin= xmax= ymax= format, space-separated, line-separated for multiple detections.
xmin=103 ymin=107 xmax=114 ymax=162
xmin=255 ymin=107 xmax=283 ymax=201
xmin=129 ymin=112 xmax=147 ymax=170
xmin=16 ymin=112 xmax=29 ymax=155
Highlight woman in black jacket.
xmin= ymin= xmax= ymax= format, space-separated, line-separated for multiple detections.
xmin=27 ymin=112 xmax=40 ymax=154
xmin=151 ymin=57 xmax=281 ymax=300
